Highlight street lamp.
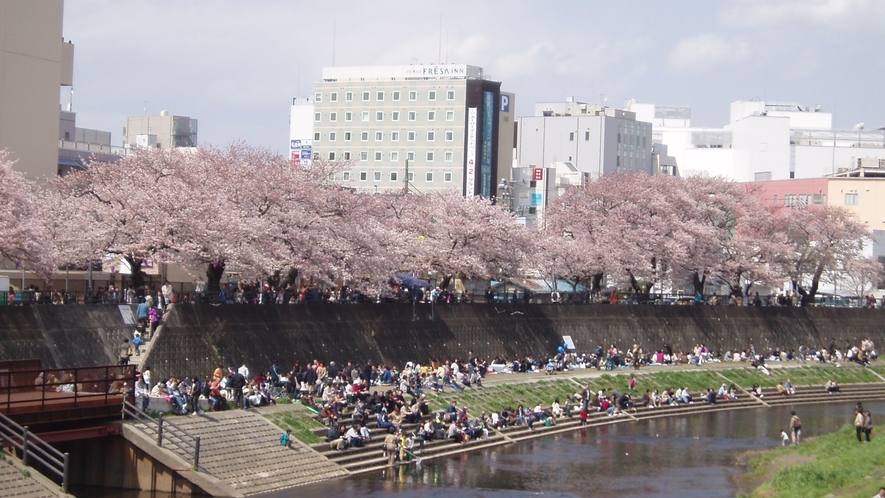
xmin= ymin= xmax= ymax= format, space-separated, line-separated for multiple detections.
xmin=497 ymin=178 xmax=513 ymax=211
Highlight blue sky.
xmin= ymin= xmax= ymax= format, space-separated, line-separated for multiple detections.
xmin=62 ymin=0 xmax=885 ymax=152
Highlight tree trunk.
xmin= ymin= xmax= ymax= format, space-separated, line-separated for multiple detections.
xmin=627 ymin=270 xmax=642 ymax=294
xmin=692 ymin=271 xmax=706 ymax=295
xmin=591 ymin=272 xmax=604 ymax=293
xmin=206 ymin=260 xmax=226 ymax=294
xmin=439 ymin=275 xmax=452 ymax=290
xmin=808 ymin=265 xmax=825 ymax=301
xmin=124 ymin=255 xmax=145 ymax=290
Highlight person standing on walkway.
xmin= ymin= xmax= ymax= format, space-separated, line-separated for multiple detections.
xmin=789 ymin=411 xmax=802 ymax=445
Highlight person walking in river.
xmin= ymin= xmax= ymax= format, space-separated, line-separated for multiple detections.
xmin=789 ymin=411 xmax=802 ymax=445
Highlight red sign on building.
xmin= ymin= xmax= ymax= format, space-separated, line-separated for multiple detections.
xmin=533 ymin=168 xmax=544 ymax=181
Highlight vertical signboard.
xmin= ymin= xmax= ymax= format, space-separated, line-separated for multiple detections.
xmin=481 ymin=91 xmax=494 ymax=198
xmin=533 ymin=168 xmax=544 ymax=181
xmin=465 ymin=108 xmax=478 ymax=196
xmin=290 ymin=139 xmax=312 ymax=168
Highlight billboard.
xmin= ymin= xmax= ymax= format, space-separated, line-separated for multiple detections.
xmin=290 ymin=139 xmax=312 ymax=168
xmin=465 ymin=108 xmax=477 ymax=196
xmin=481 ymin=91 xmax=494 ymax=198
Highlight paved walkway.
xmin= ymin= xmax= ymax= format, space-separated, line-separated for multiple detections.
xmin=0 ymin=454 xmax=71 ymax=498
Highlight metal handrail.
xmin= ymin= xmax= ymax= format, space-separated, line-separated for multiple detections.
xmin=0 ymin=411 xmax=69 ymax=493
xmin=122 ymin=400 xmax=203 ymax=471
xmin=0 ymin=364 xmax=135 ymax=415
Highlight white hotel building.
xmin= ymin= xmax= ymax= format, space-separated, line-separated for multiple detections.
xmin=292 ymin=64 xmax=514 ymax=197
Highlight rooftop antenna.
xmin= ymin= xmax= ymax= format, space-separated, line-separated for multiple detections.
xmin=332 ymin=19 xmax=336 ymax=66
xmin=143 ymin=100 xmax=149 ymax=115
xmin=445 ymin=31 xmax=449 ymax=64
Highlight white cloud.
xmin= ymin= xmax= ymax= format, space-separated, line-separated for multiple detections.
xmin=667 ymin=34 xmax=750 ymax=71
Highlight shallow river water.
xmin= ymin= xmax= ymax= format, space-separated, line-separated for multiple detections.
xmin=75 ymin=400 xmax=883 ymax=498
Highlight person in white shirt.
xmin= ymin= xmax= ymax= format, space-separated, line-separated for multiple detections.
xmin=238 ymin=363 xmax=250 ymax=380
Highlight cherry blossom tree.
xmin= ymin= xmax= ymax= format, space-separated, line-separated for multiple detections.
xmin=0 ymin=152 xmax=53 ymax=279
xmin=773 ymin=206 xmax=875 ymax=302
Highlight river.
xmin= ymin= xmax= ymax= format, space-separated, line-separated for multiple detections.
xmin=73 ymin=400 xmax=882 ymax=498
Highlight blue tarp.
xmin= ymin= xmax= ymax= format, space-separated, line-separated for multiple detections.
xmin=394 ymin=273 xmax=432 ymax=289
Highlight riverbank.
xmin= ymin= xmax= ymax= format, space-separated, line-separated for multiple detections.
xmin=266 ymin=361 xmax=883 ymax=446
xmin=737 ymin=424 xmax=885 ymax=497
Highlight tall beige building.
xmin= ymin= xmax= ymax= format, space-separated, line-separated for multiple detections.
xmin=0 ymin=0 xmax=73 ymax=180
xmin=125 ymin=111 xmax=199 ymax=150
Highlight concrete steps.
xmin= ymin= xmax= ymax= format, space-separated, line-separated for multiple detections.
xmin=125 ymin=409 xmax=347 ymax=496
xmin=0 ymin=455 xmax=68 ymax=498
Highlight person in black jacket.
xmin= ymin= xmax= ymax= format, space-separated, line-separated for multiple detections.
xmin=228 ymin=368 xmax=246 ymax=409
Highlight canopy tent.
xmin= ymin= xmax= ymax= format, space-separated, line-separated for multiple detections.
xmin=394 ymin=273 xmax=432 ymax=289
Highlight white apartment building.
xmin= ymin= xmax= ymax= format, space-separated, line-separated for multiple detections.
xmin=517 ymin=99 xmax=654 ymax=178
xmin=306 ymin=64 xmax=513 ymax=196
xmin=626 ymin=99 xmax=885 ymax=182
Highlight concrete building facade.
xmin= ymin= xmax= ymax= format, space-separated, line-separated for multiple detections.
xmin=517 ymin=99 xmax=654 ymax=178
xmin=0 ymin=0 xmax=74 ymax=180
xmin=125 ymin=111 xmax=198 ymax=150
xmin=309 ymin=64 xmax=509 ymax=197
xmin=626 ymin=99 xmax=885 ymax=182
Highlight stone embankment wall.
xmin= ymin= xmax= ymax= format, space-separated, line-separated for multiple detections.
xmin=0 ymin=305 xmax=134 ymax=368
xmin=1 ymin=303 xmax=883 ymax=381
xmin=144 ymin=303 xmax=885 ymax=382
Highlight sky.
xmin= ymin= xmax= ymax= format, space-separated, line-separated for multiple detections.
xmin=62 ymin=0 xmax=885 ymax=153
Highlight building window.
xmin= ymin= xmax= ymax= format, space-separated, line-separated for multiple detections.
xmin=407 ymin=152 xmax=415 ymax=161
xmin=345 ymin=92 xmax=353 ymax=102
xmin=314 ymin=112 xmax=321 ymax=122
xmin=362 ymin=91 xmax=370 ymax=101
xmin=391 ymin=131 xmax=399 ymax=141
xmin=376 ymin=111 xmax=384 ymax=121
xmin=374 ymin=151 xmax=382 ymax=161
xmin=444 ymin=151 xmax=453 ymax=162
xmin=390 ymin=171 xmax=398 ymax=181
xmin=375 ymin=131 xmax=383 ymax=141
xmin=314 ymin=92 xmax=322 ymax=102
xmin=784 ymin=194 xmax=797 ymax=207
xmin=360 ymin=171 xmax=367 ymax=181
xmin=427 ymin=131 xmax=435 ymax=141
xmin=345 ymin=111 xmax=352 ymax=121
xmin=329 ymin=132 xmax=336 ymax=141
xmin=444 ymin=171 xmax=452 ymax=182
xmin=408 ymin=111 xmax=417 ymax=121
xmin=408 ymin=172 xmax=415 ymax=181
xmin=407 ymin=131 xmax=416 ymax=141
xmin=426 ymin=172 xmax=434 ymax=182
xmin=330 ymin=112 xmax=337 ymax=122
xmin=392 ymin=111 xmax=400 ymax=121
xmin=361 ymin=131 xmax=369 ymax=141
xmin=344 ymin=131 xmax=352 ymax=141
xmin=409 ymin=91 xmax=417 ymax=101
xmin=361 ymin=111 xmax=369 ymax=122
xmin=314 ymin=132 xmax=321 ymax=141
xmin=426 ymin=151 xmax=434 ymax=162
xmin=360 ymin=152 xmax=368 ymax=161
xmin=428 ymin=91 xmax=436 ymax=101
xmin=447 ymin=90 xmax=455 ymax=100
xmin=428 ymin=111 xmax=436 ymax=121
xmin=330 ymin=92 xmax=338 ymax=102
xmin=393 ymin=91 xmax=400 ymax=101
xmin=343 ymin=151 xmax=351 ymax=160
xmin=391 ymin=151 xmax=399 ymax=162
xmin=376 ymin=91 xmax=384 ymax=101
xmin=374 ymin=171 xmax=382 ymax=181
xmin=569 ymin=132 xmax=575 ymax=141
xmin=328 ymin=151 xmax=336 ymax=160
xmin=343 ymin=171 xmax=350 ymax=181
xmin=813 ymin=193 xmax=827 ymax=205
xmin=446 ymin=110 xmax=455 ymax=121
xmin=845 ymin=193 xmax=858 ymax=205
xmin=445 ymin=131 xmax=453 ymax=141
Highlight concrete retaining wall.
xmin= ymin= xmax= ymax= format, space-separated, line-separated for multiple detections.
xmin=2 ymin=303 xmax=883 ymax=382
xmin=143 ymin=303 xmax=885 ymax=382
xmin=0 ymin=305 xmax=135 ymax=368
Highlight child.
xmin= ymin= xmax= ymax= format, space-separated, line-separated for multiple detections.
xmin=580 ymin=407 xmax=588 ymax=426
xmin=780 ymin=430 xmax=789 ymax=446
xmin=280 ymin=429 xmax=292 ymax=448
